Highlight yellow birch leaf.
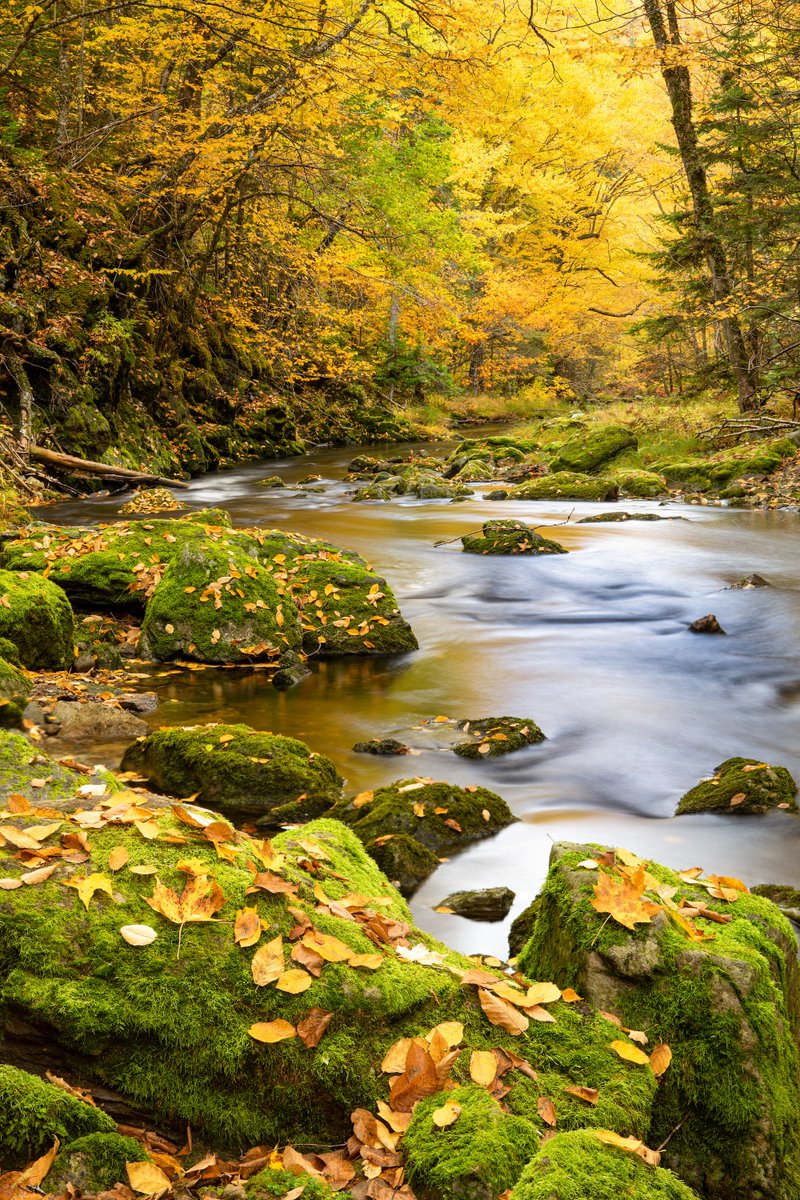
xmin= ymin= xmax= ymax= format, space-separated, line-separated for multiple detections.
xmin=248 ymin=1019 xmax=297 ymax=1043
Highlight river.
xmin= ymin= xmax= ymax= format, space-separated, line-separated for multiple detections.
xmin=42 ymin=437 xmax=800 ymax=956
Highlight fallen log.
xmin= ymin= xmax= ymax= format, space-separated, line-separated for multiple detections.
xmin=29 ymin=445 xmax=190 ymax=489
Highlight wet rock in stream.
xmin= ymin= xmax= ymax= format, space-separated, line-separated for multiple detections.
xmin=438 ymin=886 xmax=515 ymax=921
xmin=687 ymin=613 xmax=726 ymax=634
xmin=461 ymin=519 xmax=567 ymax=556
xmin=675 ymin=756 xmax=798 ymax=815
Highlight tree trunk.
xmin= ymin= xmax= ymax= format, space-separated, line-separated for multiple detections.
xmin=642 ymin=0 xmax=760 ymax=411
xmin=6 ymin=349 xmax=33 ymax=460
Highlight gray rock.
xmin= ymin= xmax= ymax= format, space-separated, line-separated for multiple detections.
xmin=115 ymin=692 xmax=159 ymax=714
xmin=438 ymin=886 xmax=515 ymax=921
xmin=51 ymin=700 xmax=149 ymax=741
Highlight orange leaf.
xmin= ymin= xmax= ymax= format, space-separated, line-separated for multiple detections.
xmin=564 ymin=1085 xmax=599 ymax=1104
xmin=252 ymin=935 xmax=284 ymax=986
xmin=590 ymin=867 xmax=662 ymax=930
xmin=234 ymin=906 xmax=262 ymax=947
xmin=478 ymin=988 xmax=529 ymax=1035
xmin=537 ymin=1097 xmax=557 ymax=1126
xmin=248 ymin=1020 xmax=296 ymax=1044
xmin=649 ymin=1043 xmax=672 ymax=1077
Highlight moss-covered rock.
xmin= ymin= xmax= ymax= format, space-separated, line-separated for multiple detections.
xmin=404 ymin=1086 xmax=540 ymax=1200
xmin=504 ymin=474 xmax=620 ymax=502
xmin=0 ymin=656 xmax=31 ymax=728
xmin=511 ymin=1130 xmax=702 ymax=1200
xmin=455 ymin=459 xmax=497 ymax=483
xmin=751 ymin=884 xmax=800 ymax=923
xmin=0 ymin=1066 xmax=115 ymax=1168
xmin=613 ymin=469 xmax=668 ymax=498
xmin=453 ymin=717 xmax=545 ymax=759
xmin=0 ymin=638 xmax=22 ymax=666
xmin=0 ymin=569 xmax=74 ymax=670
xmin=577 ymin=512 xmax=676 ymax=524
xmin=47 ymin=1132 xmax=149 ymax=1192
xmin=461 ymin=521 xmax=567 ymax=556
xmin=139 ymin=538 xmax=302 ymax=664
xmin=508 ymin=898 xmax=539 ymax=958
xmin=659 ymin=462 xmax=713 ymax=493
xmin=0 ymin=729 xmax=119 ymax=805
xmin=516 ymin=841 xmax=800 ymax=1200
xmin=366 ymin=832 xmax=442 ymax=896
xmin=120 ymin=723 xmax=343 ymax=817
xmin=549 ymin=426 xmax=637 ymax=474
xmin=328 ymin=779 xmax=516 ymax=857
xmin=675 ymin=757 xmax=797 ymax=815
xmin=0 ymin=817 xmax=655 ymax=1152
xmin=246 ymin=1168 xmax=336 ymax=1200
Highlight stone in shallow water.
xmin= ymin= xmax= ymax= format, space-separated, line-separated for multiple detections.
xmin=461 ymin=519 xmax=566 ymax=556
xmin=438 ymin=886 xmax=515 ymax=921
xmin=352 ymin=737 xmax=411 ymax=756
xmin=687 ymin=613 xmax=726 ymax=634
xmin=726 ymin=573 xmax=770 ymax=589
xmin=51 ymin=699 xmax=149 ymax=742
xmin=676 ymin=756 xmax=797 ymax=815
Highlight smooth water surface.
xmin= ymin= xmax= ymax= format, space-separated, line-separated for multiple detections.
xmin=43 ymin=440 xmax=800 ymax=955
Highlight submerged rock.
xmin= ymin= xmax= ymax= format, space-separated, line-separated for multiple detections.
xmin=0 ymin=569 xmax=74 ymax=671
xmin=751 ymin=883 xmax=800 ymax=923
xmin=461 ymin=520 xmax=567 ymax=556
xmin=121 ymin=722 xmax=343 ymax=817
xmin=548 ymin=425 xmax=637 ymax=474
xmin=516 ymin=841 xmax=800 ymax=1200
xmin=577 ymin=512 xmax=676 ymax=523
xmin=453 ymin=717 xmax=545 ymax=759
xmin=256 ymin=476 xmax=286 ymax=488
xmin=438 ymin=886 xmax=515 ymax=921
xmin=612 ymin=469 xmax=668 ymax=498
xmin=687 ymin=614 xmax=726 ymax=635
xmin=676 ymin=756 xmax=797 ymax=815
xmin=368 ymin=832 xmax=441 ymax=895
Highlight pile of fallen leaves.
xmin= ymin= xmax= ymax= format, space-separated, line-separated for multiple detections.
xmin=119 ymin=491 xmax=187 ymax=515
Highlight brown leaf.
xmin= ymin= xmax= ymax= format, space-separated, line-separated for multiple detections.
xmin=649 ymin=1043 xmax=672 ymax=1077
xmin=234 ymin=906 xmax=262 ymax=947
xmin=20 ymin=1139 xmax=59 ymax=1186
xmin=469 ymin=1049 xmax=497 ymax=1088
xmin=291 ymin=942 xmax=325 ymax=977
xmin=297 ymin=1008 xmax=333 ymax=1048
xmin=248 ymin=870 xmax=298 ymax=896
xmin=537 ymin=1097 xmax=557 ymax=1127
xmin=388 ymin=1041 xmax=440 ymax=1112
xmin=564 ymin=1085 xmax=599 ymax=1104
xmin=479 ymin=988 xmax=529 ymax=1035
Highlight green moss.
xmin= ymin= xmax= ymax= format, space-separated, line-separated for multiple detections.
xmin=549 ymin=426 xmax=637 ymax=474
xmin=47 ymin=1132 xmax=148 ymax=1192
xmin=328 ymin=779 xmax=516 ymax=855
xmin=508 ymin=899 xmax=539 ymax=958
xmin=0 ymin=1066 xmax=115 ymax=1168
xmin=0 ymin=656 xmax=31 ymax=727
xmin=504 ymin=474 xmax=620 ymax=502
xmin=658 ymin=462 xmax=713 ymax=492
xmin=453 ymin=717 xmax=545 ymax=759
xmin=676 ymin=757 xmax=797 ymax=815
xmin=0 ymin=569 xmax=74 ymax=670
xmin=0 ymin=638 xmax=22 ymax=666
xmin=246 ymin=1168 xmax=336 ymax=1200
xmin=461 ymin=521 xmax=567 ymax=556
xmin=120 ymin=723 xmax=343 ymax=816
xmin=0 ymin=730 xmax=121 ymax=805
xmin=140 ymin=539 xmax=302 ymax=664
xmin=577 ymin=512 xmax=675 ymax=524
xmin=404 ymin=1086 xmax=540 ymax=1200
xmin=511 ymin=1130 xmax=701 ymax=1200
xmin=517 ymin=843 xmax=800 ymax=1200
xmin=612 ymin=469 xmax=668 ymax=498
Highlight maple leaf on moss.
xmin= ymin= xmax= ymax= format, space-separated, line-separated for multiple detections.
xmin=590 ymin=866 xmax=662 ymax=930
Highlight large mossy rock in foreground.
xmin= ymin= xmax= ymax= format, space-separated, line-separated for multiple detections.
xmin=461 ymin=520 xmax=567 ymax=556
xmin=0 ymin=569 xmax=74 ymax=670
xmin=0 ymin=810 xmax=657 ymax=1162
xmin=548 ymin=425 xmax=637 ymax=474
xmin=121 ymin=723 xmax=343 ymax=816
xmin=676 ymin=757 xmax=797 ymax=815
xmin=511 ymin=1131 xmax=701 ymax=1200
xmin=516 ymin=842 xmax=800 ymax=1200
xmin=139 ymin=539 xmax=303 ymax=664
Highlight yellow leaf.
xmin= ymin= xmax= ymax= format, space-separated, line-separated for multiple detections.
xmin=469 ymin=1049 xmax=497 ymax=1087
xmin=235 ymin=905 xmax=262 ymax=947
xmin=252 ymin=935 xmax=285 ymax=986
xmin=349 ymin=953 xmax=384 ymax=970
xmin=65 ymin=872 xmax=114 ymax=910
xmin=432 ymin=1101 xmax=461 ymax=1128
xmin=126 ymin=1161 xmax=172 ymax=1193
xmin=591 ymin=1130 xmax=661 ymax=1167
xmin=523 ymin=981 xmax=562 ymax=1006
xmin=478 ymin=988 xmax=529 ymax=1035
xmin=610 ymin=1039 xmax=650 ymax=1066
xmin=276 ymin=969 xmax=313 ymax=993
xmin=21 ymin=1139 xmax=59 ymax=1186
xmin=248 ymin=1019 xmax=297 ymax=1043
xmin=108 ymin=845 xmax=129 ymax=872
xmin=301 ymin=930 xmax=353 ymax=962
xmin=427 ymin=1021 xmax=464 ymax=1048
xmin=165 ymin=623 xmax=174 ymax=634
xmin=649 ymin=1043 xmax=672 ymax=1077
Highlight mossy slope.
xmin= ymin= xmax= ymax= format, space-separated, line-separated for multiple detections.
xmin=0 ymin=569 xmax=74 ymax=670
xmin=0 ymin=658 xmax=31 ymax=728
xmin=0 ymin=1065 xmax=115 ymax=1168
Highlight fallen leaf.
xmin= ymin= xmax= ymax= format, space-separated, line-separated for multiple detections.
xmin=591 ymin=1130 xmax=661 ymax=1167
xmin=235 ymin=906 xmax=263 ymax=947
xmin=109 ymin=845 xmax=129 ymax=872
xmin=276 ymin=969 xmax=313 ymax=994
xmin=590 ymin=867 xmax=662 ymax=931
xmin=469 ymin=1049 xmax=498 ymax=1087
xmin=560 ymin=988 xmax=583 ymax=1003
xmin=120 ymin=924 xmax=158 ymax=946
xmin=64 ymin=872 xmax=114 ymax=910
xmin=432 ymin=1101 xmax=461 ymax=1128
xmin=301 ymin=930 xmax=353 ymax=963
xmin=21 ymin=1139 xmax=59 ymax=1186
xmin=252 ymin=935 xmax=285 ymax=986
xmin=126 ymin=1161 xmax=172 ymax=1193
xmin=389 ymin=1040 xmax=440 ymax=1111
xmin=248 ymin=1020 xmax=296 ymax=1043
xmin=610 ymin=1039 xmax=650 ymax=1066
xmin=523 ymin=982 xmax=562 ymax=1006
xmin=537 ymin=1096 xmax=557 ymax=1126
xmin=349 ymin=953 xmax=384 ymax=970
xmin=564 ymin=1085 xmax=599 ymax=1104
xmin=296 ymin=1008 xmax=333 ymax=1048
xmin=478 ymin=988 xmax=529 ymax=1035
xmin=649 ymin=1043 xmax=672 ymax=1077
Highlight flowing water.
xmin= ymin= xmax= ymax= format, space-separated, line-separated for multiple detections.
xmin=42 ymin=436 xmax=800 ymax=956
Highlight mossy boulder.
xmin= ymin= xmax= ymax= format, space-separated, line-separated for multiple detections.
xmin=139 ymin=539 xmax=302 ymax=664
xmin=327 ymin=778 xmax=516 ymax=857
xmin=511 ymin=1130 xmax=702 ymax=1200
xmin=613 ymin=469 xmax=668 ymax=498
xmin=455 ymin=459 xmax=497 ymax=482
xmin=0 ymin=1065 xmax=115 ymax=1168
xmin=516 ymin=841 xmax=800 ymax=1200
xmin=247 ymin=1168 xmax=336 ymax=1200
xmin=577 ymin=512 xmax=676 ymax=524
xmin=404 ymin=1086 xmax=540 ymax=1200
xmin=0 ymin=730 xmax=119 ymax=806
xmin=504 ymin=474 xmax=620 ymax=502
xmin=0 ymin=816 xmax=656 ymax=1152
xmin=707 ymin=439 xmax=796 ymax=485
xmin=751 ymin=884 xmax=800 ymax=923
xmin=659 ymin=462 xmax=713 ymax=493
xmin=453 ymin=717 xmax=545 ymax=759
xmin=47 ymin=1132 xmax=149 ymax=1192
xmin=366 ymin=832 xmax=441 ymax=895
xmin=549 ymin=426 xmax=636 ymax=474
xmin=120 ymin=723 xmax=343 ymax=817
xmin=0 ymin=569 xmax=74 ymax=670
xmin=461 ymin=521 xmax=567 ymax=556
xmin=0 ymin=657 xmax=31 ymax=728
xmin=675 ymin=757 xmax=797 ymax=815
